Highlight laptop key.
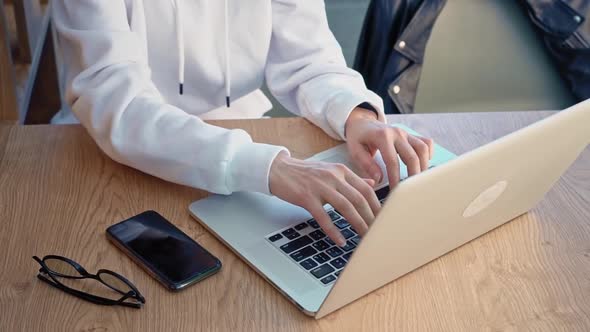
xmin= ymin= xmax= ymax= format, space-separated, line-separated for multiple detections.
xmin=300 ymin=258 xmax=318 ymax=270
xmin=326 ymin=247 xmax=343 ymax=258
xmin=280 ymin=235 xmax=313 ymax=254
xmin=282 ymin=228 xmax=295 ymax=236
xmin=282 ymin=228 xmax=300 ymax=240
xmin=325 ymin=237 xmax=335 ymax=246
xmin=286 ymin=232 xmax=300 ymax=240
xmin=340 ymin=228 xmax=355 ymax=239
xmin=294 ymin=222 xmax=308 ymax=231
xmin=311 ymin=264 xmax=335 ymax=279
xmin=307 ymin=219 xmax=320 ymax=229
xmin=375 ymin=185 xmax=390 ymax=201
xmin=312 ymin=240 xmax=330 ymax=251
xmin=268 ymin=233 xmax=283 ymax=242
xmin=341 ymin=241 xmax=356 ymax=252
xmin=330 ymin=257 xmax=347 ymax=269
xmin=313 ymin=252 xmax=330 ymax=264
xmin=342 ymin=252 xmax=352 ymax=261
xmin=309 ymin=230 xmax=326 ymax=241
xmin=334 ymin=219 xmax=350 ymax=229
xmin=351 ymin=236 xmax=361 ymax=245
xmin=327 ymin=210 xmax=341 ymax=221
xmin=335 ymin=270 xmax=342 ymax=277
xmin=320 ymin=274 xmax=336 ymax=284
xmin=290 ymin=246 xmax=318 ymax=262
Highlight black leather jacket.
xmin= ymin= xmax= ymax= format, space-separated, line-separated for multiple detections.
xmin=354 ymin=0 xmax=446 ymax=114
xmin=355 ymin=0 xmax=590 ymax=114
xmin=523 ymin=0 xmax=590 ymax=101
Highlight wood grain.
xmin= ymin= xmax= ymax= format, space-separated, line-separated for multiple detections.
xmin=0 ymin=124 xmax=11 ymax=159
xmin=0 ymin=112 xmax=588 ymax=331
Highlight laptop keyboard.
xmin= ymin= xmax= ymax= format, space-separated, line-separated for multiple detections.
xmin=265 ymin=163 xmax=440 ymax=286
xmin=266 ymin=185 xmax=391 ymax=286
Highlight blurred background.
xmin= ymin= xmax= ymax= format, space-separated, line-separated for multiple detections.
xmin=1 ymin=0 xmax=581 ymax=124
xmin=266 ymin=0 xmax=576 ymax=117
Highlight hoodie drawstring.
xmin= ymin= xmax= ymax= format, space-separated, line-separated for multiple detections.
xmin=223 ymin=0 xmax=231 ymax=108
xmin=174 ymin=0 xmax=231 ymax=108
xmin=175 ymin=0 xmax=185 ymax=95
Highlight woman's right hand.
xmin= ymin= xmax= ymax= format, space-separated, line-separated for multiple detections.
xmin=269 ymin=152 xmax=381 ymax=246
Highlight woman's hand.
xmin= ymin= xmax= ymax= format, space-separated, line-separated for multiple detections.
xmin=269 ymin=152 xmax=380 ymax=246
xmin=345 ymin=107 xmax=435 ymax=187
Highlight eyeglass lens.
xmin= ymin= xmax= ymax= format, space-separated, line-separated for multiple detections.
xmin=98 ymin=272 xmax=133 ymax=294
xmin=44 ymin=258 xmax=81 ymax=277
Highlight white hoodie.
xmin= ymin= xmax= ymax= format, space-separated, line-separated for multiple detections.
xmin=51 ymin=0 xmax=384 ymax=195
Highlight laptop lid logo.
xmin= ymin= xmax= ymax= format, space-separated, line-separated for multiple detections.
xmin=463 ymin=180 xmax=508 ymax=218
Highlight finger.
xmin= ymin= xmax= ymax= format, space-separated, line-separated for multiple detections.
xmin=417 ymin=136 xmax=435 ymax=160
xmin=337 ymin=182 xmax=373 ymax=235
xmin=374 ymin=133 xmax=400 ymax=187
xmin=395 ymin=138 xmax=421 ymax=176
xmin=324 ymin=190 xmax=365 ymax=244
xmin=306 ymin=201 xmax=345 ymax=247
xmin=346 ymin=172 xmax=381 ymax=218
xmin=363 ymin=178 xmax=376 ymax=187
xmin=348 ymin=142 xmax=382 ymax=183
xmin=408 ymin=135 xmax=430 ymax=171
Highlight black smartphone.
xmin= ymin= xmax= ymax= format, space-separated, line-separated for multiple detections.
xmin=106 ymin=210 xmax=221 ymax=291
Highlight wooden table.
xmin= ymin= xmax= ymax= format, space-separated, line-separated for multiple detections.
xmin=0 ymin=112 xmax=589 ymax=331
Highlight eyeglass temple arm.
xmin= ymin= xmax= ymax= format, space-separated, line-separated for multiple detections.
xmin=36 ymin=274 xmax=143 ymax=309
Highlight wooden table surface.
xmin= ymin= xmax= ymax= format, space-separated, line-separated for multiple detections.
xmin=0 ymin=112 xmax=589 ymax=331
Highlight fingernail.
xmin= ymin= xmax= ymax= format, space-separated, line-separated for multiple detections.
xmin=338 ymin=236 xmax=346 ymax=247
xmin=372 ymin=172 xmax=381 ymax=183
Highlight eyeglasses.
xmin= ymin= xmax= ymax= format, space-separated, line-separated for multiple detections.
xmin=33 ymin=255 xmax=145 ymax=309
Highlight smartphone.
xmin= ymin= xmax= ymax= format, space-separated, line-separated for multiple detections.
xmin=106 ymin=210 xmax=221 ymax=291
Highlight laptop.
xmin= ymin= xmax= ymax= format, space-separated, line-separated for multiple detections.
xmin=189 ymin=100 xmax=590 ymax=318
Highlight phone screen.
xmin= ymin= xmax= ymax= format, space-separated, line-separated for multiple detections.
xmin=107 ymin=211 xmax=221 ymax=288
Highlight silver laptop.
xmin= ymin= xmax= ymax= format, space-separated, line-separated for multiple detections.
xmin=189 ymin=100 xmax=590 ymax=318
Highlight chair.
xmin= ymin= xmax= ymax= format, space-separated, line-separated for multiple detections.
xmin=0 ymin=0 xmax=59 ymax=124
xmin=415 ymin=0 xmax=576 ymax=113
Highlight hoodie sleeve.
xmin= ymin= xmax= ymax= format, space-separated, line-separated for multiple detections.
xmin=265 ymin=0 xmax=386 ymax=141
xmin=52 ymin=0 xmax=287 ymax=195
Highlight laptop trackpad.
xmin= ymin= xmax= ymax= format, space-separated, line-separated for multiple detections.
xmin=244 ymin=241 xmax=329 ymax=312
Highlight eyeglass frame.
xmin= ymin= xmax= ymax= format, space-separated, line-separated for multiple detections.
xmin=33 ymin=255 xmax=145 ymax=309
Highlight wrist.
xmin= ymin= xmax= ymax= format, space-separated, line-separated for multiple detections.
xmin=269 ymin=151 xmax=291 ymax=193
xmin=345 ymin=107 xmax=379 ymax=137
xmin=273 ymin=150 xmax=291 ymax=165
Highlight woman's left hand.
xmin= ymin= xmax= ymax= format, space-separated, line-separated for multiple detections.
xmin=345 ymin=107 xmax=435 ymax=188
